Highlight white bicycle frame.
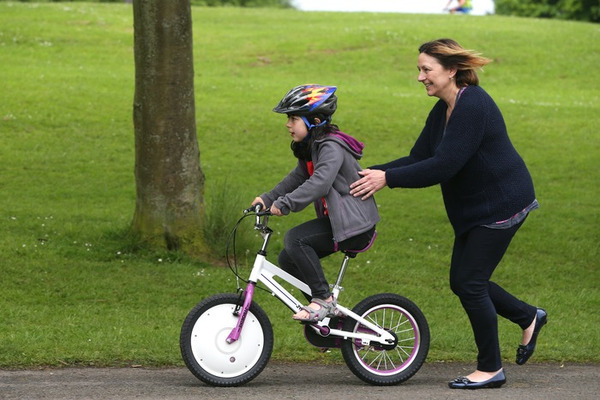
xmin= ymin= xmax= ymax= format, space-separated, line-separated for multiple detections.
xmin=226 ymin=212 xmax=395 ymax=348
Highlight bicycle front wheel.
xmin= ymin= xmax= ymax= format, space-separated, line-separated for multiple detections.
xmin=341 ymin=293 xmax=429 ymax=385
xmin=180 ymin=293 xmax=273 ymax=387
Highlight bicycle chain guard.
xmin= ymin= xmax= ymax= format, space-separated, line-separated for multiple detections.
xmin=303 ymin=317 xmax=346 ymax=349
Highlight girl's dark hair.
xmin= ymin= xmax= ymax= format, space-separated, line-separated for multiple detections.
xmin=419 ymin=38 xmax=491 ymax=87
xmin=291 ymin=117 xmax=339 ymax=161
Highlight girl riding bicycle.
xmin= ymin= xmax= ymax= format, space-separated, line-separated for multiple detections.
xmin=252 ymin=84 xmax=380 ymax=322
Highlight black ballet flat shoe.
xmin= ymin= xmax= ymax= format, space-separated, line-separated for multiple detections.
xmin=448 ymin=370 xmax=506 ymax=389
xmin=516 ymin=307 xmax=548 ymax=365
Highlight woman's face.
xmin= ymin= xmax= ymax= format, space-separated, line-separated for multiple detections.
xmin=286 ymin=115 xmax=309 ymax=142
xmin=417 ymin=52 xmax=456 ymax=99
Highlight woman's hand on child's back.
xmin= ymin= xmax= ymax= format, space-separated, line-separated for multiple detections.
xmin=350 ymin=169 xmax=387 ymax=200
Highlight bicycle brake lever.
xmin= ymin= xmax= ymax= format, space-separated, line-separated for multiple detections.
xmin=244 ymin=204 xmax=263 ymax=214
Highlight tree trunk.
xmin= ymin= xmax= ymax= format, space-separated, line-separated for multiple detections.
xmin=131 ymin=0 xmax=205 ymax=254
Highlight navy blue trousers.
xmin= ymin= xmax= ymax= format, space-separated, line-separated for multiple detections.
xmin=449 ymin=220 xmax=537 ymax=372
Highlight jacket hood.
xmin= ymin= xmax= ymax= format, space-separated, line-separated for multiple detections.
xmin=316 ymin=131 xmax=365 ymax=159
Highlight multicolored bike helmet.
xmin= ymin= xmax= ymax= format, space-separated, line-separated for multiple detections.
xmin=273 ymin=84 xmax=337 ymax=129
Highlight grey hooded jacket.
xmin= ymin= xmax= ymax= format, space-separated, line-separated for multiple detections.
xmin=260 ymin=132 xmax=380 ymax=243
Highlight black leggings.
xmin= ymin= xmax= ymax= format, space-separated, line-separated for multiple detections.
xmin=449 ymin=220 xmax=537 ymax=372
xmin=278 ymin=217 xmax=375 ymax=301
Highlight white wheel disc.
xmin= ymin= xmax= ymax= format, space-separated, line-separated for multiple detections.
xmin=190 ymin=303 xmax=265 ymax=378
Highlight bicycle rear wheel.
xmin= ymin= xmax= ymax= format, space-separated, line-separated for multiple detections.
xmin=180 ymin=293 xmax=273 ymax=387
xmin=341 ymin=293 xmax=429 ymax=385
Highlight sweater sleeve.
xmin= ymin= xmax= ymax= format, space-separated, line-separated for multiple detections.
xmin=370 ymin=103 xmax=439 ymax=172
xmin=385 ymin=88 xmax=488 ymax=188
xmin=261 ymin=163 xmax=307 ymax=207
xmin=273 ymin=141 xmax=343 ymax=214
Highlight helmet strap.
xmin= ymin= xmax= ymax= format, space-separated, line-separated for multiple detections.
xmin=301 ymin=116 xmax=328 ymax=130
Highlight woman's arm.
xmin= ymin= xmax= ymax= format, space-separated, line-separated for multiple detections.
xmin=352 ymin=88 xmax=488 ymax=195
xmin=385 ymin=91 xmax=487 ymax=188
xmin=350 ymin=105 xmax=438 ymax=198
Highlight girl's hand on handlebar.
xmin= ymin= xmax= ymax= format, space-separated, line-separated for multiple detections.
xmin=252 ymin=197 xmax=266 ymax=210
xmin=270 ymin=204 xmax=283 ymax=216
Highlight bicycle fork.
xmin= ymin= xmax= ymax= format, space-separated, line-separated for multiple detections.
xmin=226 ymin=282 xmax=255 ymax=344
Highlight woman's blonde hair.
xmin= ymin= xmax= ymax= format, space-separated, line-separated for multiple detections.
xmin=419 ymin=39 xmax=491 ymax=86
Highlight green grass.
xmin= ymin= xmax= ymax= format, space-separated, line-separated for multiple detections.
xmin=0 ymin=2 xmax=598 ymax=368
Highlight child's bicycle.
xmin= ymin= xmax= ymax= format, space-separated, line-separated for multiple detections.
xmin=180 ymin=205 xmax=430 ymax=387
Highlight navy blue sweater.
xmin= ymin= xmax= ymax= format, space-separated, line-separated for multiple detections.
xmin=372 ymin=85 xmax=536 ymax=236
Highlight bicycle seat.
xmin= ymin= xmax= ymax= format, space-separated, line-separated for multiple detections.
xmin=342 ymin=231 xmax=377 ymax=258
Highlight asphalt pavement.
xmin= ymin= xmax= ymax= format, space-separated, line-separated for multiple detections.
xmin=1 ymin=362 xmax=598 ymax=400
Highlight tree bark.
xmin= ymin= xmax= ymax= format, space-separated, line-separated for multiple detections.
xmin=131 ymin=0 xmax=205 ymax=253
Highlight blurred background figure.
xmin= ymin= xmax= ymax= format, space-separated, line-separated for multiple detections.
xmin=292 ymin=0 xmax=494 ymax=15
xmin=444 ymin=0 xmax=473 ymax=14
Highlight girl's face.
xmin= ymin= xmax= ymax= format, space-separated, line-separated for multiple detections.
xmin=286 ymin=115 xmax=309 ymax=142
xmin=417 ymin=52 xmax=457 ymax=100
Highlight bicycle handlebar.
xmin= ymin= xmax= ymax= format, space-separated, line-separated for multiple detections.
xmin=243 ymin=205 xmax=273 ymax=233
xmin=244 ymin=204 xmax=272 ymax=217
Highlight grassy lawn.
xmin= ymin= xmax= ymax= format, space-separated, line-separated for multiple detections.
xmin=0 ymin=2 xmax=598 ymax=368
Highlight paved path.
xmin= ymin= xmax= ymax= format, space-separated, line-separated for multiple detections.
xmin=1 ymin=362 xmax=598 ymax=399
